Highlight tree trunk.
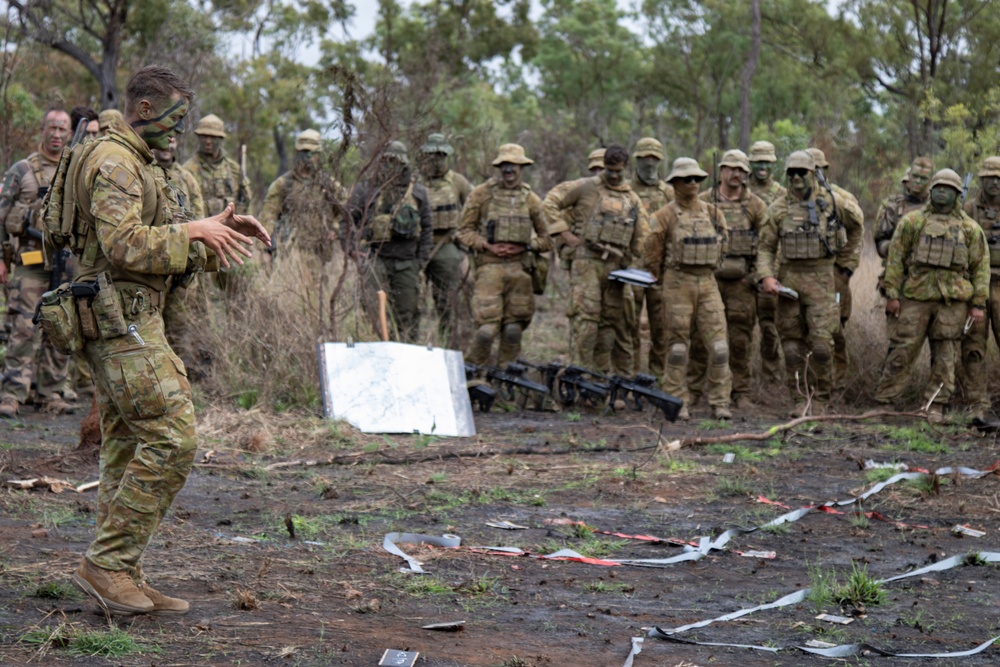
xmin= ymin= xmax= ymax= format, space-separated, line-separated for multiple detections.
xmin=274 ymin=126 xmax=288 ymax=175
xmin=739 ymin=0 xmax=762 ymax=151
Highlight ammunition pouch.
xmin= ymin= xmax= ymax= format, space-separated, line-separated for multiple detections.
xmin=716 ymin=255 xmax=749 ymax=281
xmin=727 ymin=228 xmax=758 ymax=257
xmin=583 ymin=196 xmax=635 ymax=248
xmin=913 ymin=234 xmax=962 ymax=269
xmin=491 ymin=215 xmax=533 ymax=245
xmin=33 ymin=285 xmax=83 ymax=355
xmin=781 ymin=230 xmax=827 ymax=260
xmin=989 ymin=235 xmax=1000 ymax=268
xmin=5 ymin=202 xmax=32 ymax=236
xmin=369 ymin=213 xmax=393 ymax=243
xmin=678 ymin=236 xmax=721 ymax=267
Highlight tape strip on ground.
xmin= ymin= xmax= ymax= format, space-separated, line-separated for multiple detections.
xmin=650 ymin=632 xmax=1000 ymax=658
xmin=383 ymin=532 xmax=461 ymax=573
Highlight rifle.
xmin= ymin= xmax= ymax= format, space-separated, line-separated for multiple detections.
xmin=465 ymin=362 xmax=549 ymax=403
xmin=962 ymin=172 xmax=973 ymax=204
xmin=238 ymin=144 xmax=248 ymax=209
xmin=464 ymin=364 xmax=497 ymax=412
xmin=607 ymin=373 xmax=684 ymax=421
xmin=517 ymin=359 xmax=611 ymax=405
xmin=813 ymin=166 xmax=840 ymax=256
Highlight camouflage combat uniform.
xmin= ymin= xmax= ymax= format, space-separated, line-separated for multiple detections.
xmin=643 ymin=158 xmax=731 ymax=415
xmin=756 ymin=152 xmax=858 ymax=413
xmin=65 ymin=121 xmax=217 ymax=574
xmin=629 ymin=175 xmax=674 ymax=376
xmin=957 ymin=156 xmax=1000 ymax=417
xmin=545 ymin=173 xmax=648 ymax=376
xmin=748 ymin=141 xmax=787 ymax=384
xmin=0 ymin=150 xmax=72 ymax=410
xmin=260 ymin=166 xmax=345 ymax=264
xmin=689 ymin=169 xmax=767 ymax=405
xmin=183 ymin=150 xmax=252 ymax=217
xmin=877 ymin=174 xmax=989 ymax=410
xmin=459 ymin=174 xmax=551 ymax=366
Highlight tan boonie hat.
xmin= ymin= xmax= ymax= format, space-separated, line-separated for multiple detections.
xmin=633 ymin=137 xmax=664 ymax=160
xmin=421 ymin=133 xmax=453 ymax=155
xmin=929 ymin=168 xmax=963 ymax=192
xmin=295 ymin=129 xmax=321 ymax=152
xmin=719 ymin=149 xmax=750 ymax=173
xmin=587 ymin=148 xmax=606 ymax=171
xmin=665 ymin=157 xmax=708 ymax=182
xmin=194 ymin=114 xmax=226 ymax=138
xmin=806 ymin=147 xmax=830 ymax=169
xmin=748 ymin=140 xmax=777 ymax=163
xmin=98 ymin=109 xmax=123 ymax=131
xmin=383 ymin=140 xmax=409 ymax=165
xmin=493 ymin=143 xmax=534 ymax=166
xmin=978 ymin=156 xmax=1000 ymax=178
xmin=785 ymin=151 xmax=815 ymax=172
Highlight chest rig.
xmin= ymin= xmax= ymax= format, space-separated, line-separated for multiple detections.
xmin=969 ymin=201 xmax=1000 ymax=268
xmin=672 ymin=201 xmax=721 ymax=268
xmin=779 ymin=192 xmax=845 ymax=261
xmin=368 ymin=180 xmax=419 ymax=243
xmin=485 ymin=182 xmax=532 ymax=245
xmin=912 ymin=212 xmax=969 ymax=271
xmin=424 ymin=174 xmax=462 ymax=232
xmin=583 ymin=189 xmax=638 ymax=249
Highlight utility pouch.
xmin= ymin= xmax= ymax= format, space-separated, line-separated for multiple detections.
xmin=913 ymin=234 xmax=955 ymax=268
xmin=679 ymin=236 xmax=720 ymax=266
xmin=33 ymin=286 xmax=83 ymax=355
xmin=370 ymin=213 xmax=393 ymax=243
xmin=391 ymin=204 xmax=420 ymax=239
xmin=728 ymin=229 xmax=757 ymax=257
xmin=951 ymin=243 xmax=969 ymax=270
xmin=526 ymin=252 xmax=549 ymax=295
xmin=493 ymin=215 xmax=532 ymax=244
xmin=716 ymin=256 xmax=748 ymax=280
xmin=91 ymin=272 xmax=128 ymax=339
xmin=834 ymin=225 xmax=848 ymax=250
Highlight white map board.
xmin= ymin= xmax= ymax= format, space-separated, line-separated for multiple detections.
xmin=318 ymin=342 xmax=475 ymax=437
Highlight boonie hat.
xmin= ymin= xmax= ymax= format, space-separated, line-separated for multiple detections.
xmin=748 ymin=141 xmax=777 ymax=163
xmin=493 ymin=144 xmax=534 ymax=166
xmin=928 ymin=168 xmax=964 ymax=193
xmin=633 ymin=137 xmax=664 ymax=161
xmin=194 ymin=114 xmax=226 ymax=138
xmin=295 ymin=129 xmax=322 ymax=152
xmin=806 ymin=147 xmax=829 ymax=169
xmin=978 ymin=156 xmax=1000 ymax=178
xmin=587 ymin=148 xmax=606 ymax=171
xmin=421 ymin=133 xmax=453 ymax=155
xmin=666 ymin=157 xmax=708 ymax=182
xmin=785 ymin=151 xmax=816 ymax=172
xmin=719 ymin=149 xmax=750 ymax=173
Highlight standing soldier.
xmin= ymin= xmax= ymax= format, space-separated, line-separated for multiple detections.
xmin=958 ymin=156 xmax=1000 ymax=420
xmin=747 ymin=140 xmax=787 ymax=384
xmin=874 ymin=158 xmax=935 ymax=270
xmin=0 ymin=108 xmax=75 ymax=417
xmin=459 ymin=144 xmax=551 ymax=366
xmin=876 ymin=170 xmax=989 ymax=422
xmin=418 ymin=133 xmax=473 ymax=345
xmin=260 ymin=129 xmax=346 ymax=274
xmin=545 ymin=144 xmax=648 ymax=376
xmin=643 ymin=157 xmax=731 ymax=420
xmin=688 ymin=149 xmax=767 ymax=409
xmin=807 ymin=148 xmax=865 ymax=391
xmin=347 ymin=141 xmax=433 ymax=343
xmin=757 ymin=151 xmax=858 ymax=417
xmin=183 ymin=114 xmax=252 ymax=217
xmin=58 ymin=65 xmax=269 ymax=614
xmin=586 ymin=149 xmax=606 ymax=175
xmin=629 ymin=137 xmax=674 ymax=377
xmin=153 ymin=136 xmax=205 ymax=219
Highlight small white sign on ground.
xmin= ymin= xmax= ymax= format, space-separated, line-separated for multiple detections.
xmin=318 ymin=342 xmax=475 ymax=437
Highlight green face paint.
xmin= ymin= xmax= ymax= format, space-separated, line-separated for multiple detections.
xmin=930 ymin=185 xmax=958 ymax=212
xmin=132 ymin=96 xmax=189 ymax=151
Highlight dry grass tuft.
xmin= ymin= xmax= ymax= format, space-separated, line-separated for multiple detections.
xmin=231 ymin=587 xmax=260 ymax=611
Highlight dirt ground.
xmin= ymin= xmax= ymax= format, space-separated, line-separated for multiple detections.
xmin=1 ymin=397 xmax=999 ymax=667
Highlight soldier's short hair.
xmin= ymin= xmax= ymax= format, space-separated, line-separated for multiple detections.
xmin=70 ymin=106 xmax=97 ymax=129
xmin=41 ymin=108 xmax=69 ymax=128
xmin=125 ymin=65 xmax=194 ymax=116
xmin=604 ymin=144 xmax=629 ymax=167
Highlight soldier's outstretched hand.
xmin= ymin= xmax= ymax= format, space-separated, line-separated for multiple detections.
xmin=226 ymin=210 xmax=272 ymax=248
xmin=188 ymin=203 xmax=264 ymax=269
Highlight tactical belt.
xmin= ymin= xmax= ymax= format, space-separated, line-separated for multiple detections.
xmin=574 ymin=244 xmax=629 ymax=262
xmin=433 ymin=203 xmax=458 ymax=213
xmin=477 ymin=249 xmax=526 ymax=264
xmin=114 ymin=282 xmax=163 ymax=314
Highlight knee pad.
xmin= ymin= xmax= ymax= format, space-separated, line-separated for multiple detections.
xmin=710 ymin=340 xmax=729 ymax=366
xmin=812 ymin=342 xmax=832 ymax=364
xmin=668 ymin=343 xmax=688 ymax=366
xmin=782 ymin=341 xmax=802 ymax=368
xmin=501 ymin=322 xmax=523 ymax=346
xmin=473 ymin=324 xmax=500 ymax=347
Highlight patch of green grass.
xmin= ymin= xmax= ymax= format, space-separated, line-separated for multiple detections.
xmin=697 ymin=419 xmax=731 ymax=430
xmin=715 ymin=476 xmax=752 ymax=497
xmin=660 ymin=458 xmax=701 ymax=473
xmin=612 ymin=465 xmax=641 ymax=481
xmin=963 ymin=551 xmax=989 ymax=566
xmin=235 ymin=389 xmax=258 ymax=410
xmin=759 ymin=521 xmax=791 ymax=534
xmin=807 ymin=561 xmax=837 ymax=609
xmin=428 ymin=472 xmax=447 ymax=484
xmin=403 ymin=576 xmax=453 ymax=597
xmin=865 ymin=467 xmax=901 ymax=483
xmin=877 ymin=425 xmax=949 ymax=454
xmin=70 ymin=627 xmax=155 ymax=658
xmin=705 ymin=443 xmax=764 ymax=462
xmin=41 ymin=507 xmax=81 ymax=530
xmin=500 ymin=657 xmax=532 ymax=667
xmin=31 ymin=581 xmax=83 ymax=600
xmin=0 ymin=442 xmax=14 ymax=450
xmin=564 ymin=412 xmax=582 ymax=422
xmin=904 ymin=474 xmax=950 ymax=496
xmin=570 ymin=523 xmax=594 ymax=539
xmin=809 ymin=561 xmax=885 ymax=609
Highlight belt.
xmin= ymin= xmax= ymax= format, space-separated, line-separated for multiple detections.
xmin=115 ymin=282 xmax=163 ymax=315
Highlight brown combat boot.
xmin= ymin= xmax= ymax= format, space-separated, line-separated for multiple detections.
xmin=138 ymin=580 xmax=190 ymax=615
xmin=41 ymin=396 xmax=76 ymax=415
xmin=72 ymin=559 xmax=153 ymax=615
xmin=0 ymin=397 xmax=18 ymax=419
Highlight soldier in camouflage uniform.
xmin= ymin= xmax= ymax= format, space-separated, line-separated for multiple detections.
xmin=747 ymin=140 xmax=787 ymax=384
xmin=957 ymin=156 xmax=1000 ymax=420
xmin=629 ymin=137 xmax=674 ymax=377
xmin=347 ymin=141 xmax=433 ymax=343
xmin=876 ymin=170 xmax=989 ymax=422
xmin=60 ymin=66 xmax=269 ymax=614
xmin=545 ymin=144 xmax=648 ymax=376
xmin=183 ymin=114 xmax=253 ymax=217
xmin=418 ymin=134 xmax=473 ymax=344
xmin=874 ymin=157 xmax=934 ymax=270
xmin=688 ymin=149 xmax=767 ymax=409
xmin=807 ymin=148 xmax=865 ymax=391
xmin=0 ymin=108 xmax=74 ymax=417
xmin=757 ymin=151 xmax=861 ymax=416
xmin=644 ymin=157 xmax=731 ymax=420
xmin=459 ymin=144 xmax=551 ymax=366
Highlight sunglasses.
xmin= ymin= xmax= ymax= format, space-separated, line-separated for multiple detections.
xmin=677 ymin=175 xmax=705 ymax=184
xmin=787 ymin=168 xmax=809 ymax=178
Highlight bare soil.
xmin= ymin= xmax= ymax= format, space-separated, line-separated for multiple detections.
xmin=1 ymin=399 xmax=999 ymax=667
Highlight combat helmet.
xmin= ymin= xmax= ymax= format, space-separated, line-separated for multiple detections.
xmin=806 ymin=147 xmax=830 ymax=169
xmin=719 ymin=149 xmax=750 ymax=173
xmin=633 ymin=137 xmax=664 ymax=161
xmin=295 ymin=129 xmax=321 ymax=152
xmin=748 ymin=141 xmax=777 ymax=163
xmin=785 ymin=151 xmax=816 ymax=172
xmin=928 ymin=169 xmax=963 ymax=192
xmin=978 ymin=156 xmax=1000 ymax=178
xmin=421 ymin=133 xmax=453 ymax=155
xmin=493 ymin=144 xmax=534 ymax=166
xmin=194 ymin=114 xmax=226 ymax=138
xmin=666 ymin=157 xmax=708 ymax=182
xmin=587 ymin=148 xmax=606 ymax=171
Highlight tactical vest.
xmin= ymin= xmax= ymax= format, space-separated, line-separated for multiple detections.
xmin=424 ymin=173 xmax=462 ymax=232
xmin=632 ymin=181 xmax=671 ymax=215
xmin=778 ymin=192 xmax=845 ymax=261
xmin=750 ymin=179 xmax=784 ymax=207
xmin=192 ymin=156 xmax=242 ymax=215
xmin=5 ymin=153 xmax=54 ymax=243
xmin=969 ymin=201 xmax=1000 ymax=267
xmin=718 ymin=198 xmax=756 ymax=257
xmin=368 ymin=181 xmax=420 ymax=243
xmin=485 ymin=182 xmax=533 ymax=245
xmin=582 ymin=189 xmax=638 ymax=249
xmin=671 ymin=201 xmax=721 ymax=268
xmin=912 ymin=213 xmax=970 ymax=271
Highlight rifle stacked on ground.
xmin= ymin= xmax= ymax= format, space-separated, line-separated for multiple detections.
xmin=464 ymin=359 xmax=683 ymax=421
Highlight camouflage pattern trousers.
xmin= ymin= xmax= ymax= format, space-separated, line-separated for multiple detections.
xmin=661 ymin=269 xmax=732 ymax=408
xmin=875 ymin=298 xmax=966 ymax=407
xmin=775 ymin=264 xmax=838 ymax=406
xmin=424 ymin=237 xmax=467 ymax=344
xmin=84 ymin=308 xmax=197 ymax=573
xmin=568 ymin=257 xmax=631 ymax=376
xmin=0 ymin=267 xmax=69 ymax=403
xmin=363 ymin=255 xmax=421 ymax=344
xmin=631 ymin=285 xmax=666 ymax=377
xmin=833 ymin=269 xmax=854 ymax=391
xmin=958 ymin=279 xmax=1000 ymax=412
xmin=757 ymin=291 xmax=783 ymax=383
xmin=466 ymin=258 xmax=534 ymax=366
xmin=163 ymin=274 xmax=210 ymax=378
xmin=688 ymin=276 xmax=756 ymax=400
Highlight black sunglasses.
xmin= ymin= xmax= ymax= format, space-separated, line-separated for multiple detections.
xmin=677 ymin=175 xmax=705 ymax=184
xmin=787 ymin=168 xmax=809 ymax=178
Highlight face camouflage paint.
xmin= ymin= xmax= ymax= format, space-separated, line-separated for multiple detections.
xmin=132 ymin=97 xmax=189 ymax=150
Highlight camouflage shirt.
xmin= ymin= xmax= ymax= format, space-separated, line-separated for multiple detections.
xmin=458 ymin=178 xmax=552 ymax=258
xmin=260 ymin=166 xmax=346 ymax=253
xmin=182 ymin=150 xmax=253 ymax=216
xmin=629 ymin=177 xmax=674 ymax=217
xmin=644 ymin=196 xmax=727 ymax=279
xmin=162 ymin=161 xmax=205 ymax=220
xmin=883 ymin=205 xmax=989 ymax=305
xmin=875 ymin=190 xmax=929 ymax=259
xmin=749 ymin=178 xmax=786 ymax=207
xmin=964 ymin=193 xmax=1000 ymax=278
xmin=0 ymin=151 xmax=59 ymax=272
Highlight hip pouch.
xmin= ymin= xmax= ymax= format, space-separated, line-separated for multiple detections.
xmin=33 ymin=285 xmax=83 ymax=355
xmin=988 ymin=237 xmax=1000 ymax=267
xmin=716 ymin=255 xmax=748 ymax=280
xmin=91 ymin=272 xmax=129 ymax=339
xmin=369 ymin=213 xmax=393 ymax=243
